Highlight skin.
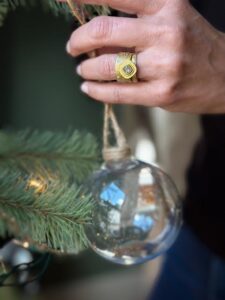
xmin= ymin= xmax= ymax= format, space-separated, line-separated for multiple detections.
xmin=63 ymin=0 xmax=225 ymax=113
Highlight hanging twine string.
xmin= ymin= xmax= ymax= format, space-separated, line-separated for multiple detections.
xmin=66 ymin=0 xmax=131 ymax=162
xmin=103 ymin=104 xmax=131 ymax=161
xmin=66 ymin=0 xmax=86 ymax=25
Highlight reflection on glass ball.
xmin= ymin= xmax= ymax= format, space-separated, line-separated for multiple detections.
xmin=85 ymin=158 xmax=182 ymax=265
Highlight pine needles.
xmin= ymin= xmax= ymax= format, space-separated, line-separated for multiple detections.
xmin=0 ymin=0 xmax=110 ymax=26
xmin=0 ymin=130 xmax=100 ymax=253
xmin=0 ymin=169 xmax=94 ymax=253
xmin=0 ymin=130 xmax=100 ymax=183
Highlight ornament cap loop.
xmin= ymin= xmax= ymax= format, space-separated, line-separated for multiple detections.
xmin=102 ymin=146 xmax=132 ymax=162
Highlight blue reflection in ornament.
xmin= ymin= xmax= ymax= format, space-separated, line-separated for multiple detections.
xmin=100 ymin=183 xmax=125 ymax=207
xmin=133 ymin=214 xmax=154 ymax=232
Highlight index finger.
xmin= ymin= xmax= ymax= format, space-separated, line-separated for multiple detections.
xmin=59 ymin=0 xmax=165 ymax=15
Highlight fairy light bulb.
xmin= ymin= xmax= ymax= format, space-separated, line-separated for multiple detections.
xmin=27 ymin=177 xmax=47 ymax=194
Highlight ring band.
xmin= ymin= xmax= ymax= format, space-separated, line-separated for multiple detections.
xmin=115 ymin=52 xmax=138 ymax=83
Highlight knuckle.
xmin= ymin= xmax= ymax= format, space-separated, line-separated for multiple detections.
xmin=170 ymin=55 xmax=185 ymax=77
xmin=89 ymin=16 xmax=114 ymax=40
xmin=166 ymin=23 xmax=187 ymax=49
xmin=159 ymin=80 xmax=179 ymax=106
xmin=100 ymin=56 xmax=115 ymax=77
xmin=162 ymin=53 xmax=186 ymax=79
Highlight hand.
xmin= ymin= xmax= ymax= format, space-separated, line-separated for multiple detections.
xmin=65 ymin=0 xmax=225 ymax=114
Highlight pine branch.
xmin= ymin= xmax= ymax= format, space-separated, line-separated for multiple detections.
xmin=0 ymin=0 xmax=110 ymax=27
xmin=0 ymin=130 xmax=100 ymax=183
xmin=0 ymin=166 xmax=94 ymax=253
xmin=0 ymin=129 xmax=100 ymax=253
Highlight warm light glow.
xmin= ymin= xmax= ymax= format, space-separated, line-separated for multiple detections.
xmin=27 ymin=178 xmax=47 ymax=193
xmin=22 ymin=241 xmax=30 ymax=249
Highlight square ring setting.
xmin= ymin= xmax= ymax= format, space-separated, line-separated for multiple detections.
xmin=119 ymin=61 xmax=137 ymax=80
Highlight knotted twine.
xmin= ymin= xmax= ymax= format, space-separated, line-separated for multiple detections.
xmin=66 ymin=0 xmax=131 ymax=162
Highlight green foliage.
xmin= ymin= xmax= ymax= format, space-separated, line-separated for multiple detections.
xmin=0 ymin=130 xmax=100 ymax=253
xmin=0 ymin=168 xmax=94 ymax=253
xmin=0 ymin=130 xmax=100 ymax=183
xmin=0 ymin=0 xmax=108 ymax=270
xmin=0 ymin=0 xmax=110 ymax=26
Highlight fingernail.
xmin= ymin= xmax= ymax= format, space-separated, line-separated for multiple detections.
xmin=81 ymin=82 xmax=89 ymax=94
xmin=66 ymin=41 xmax=71 ymax=54
xmin=76 ymin=64 xmax=81 ymax=76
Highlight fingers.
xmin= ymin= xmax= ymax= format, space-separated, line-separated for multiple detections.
xmin=67 ymin=17 xmax=149 ymax=57
xmin=77 ymin=54 xmax=116 ymax=81
xmin=77 ymin=53 xmax=150 ymax=81
xmin=80 ymin=81 xmax=170 ymax=106
xmin=59 ymin=0 xmax=163 ymax=15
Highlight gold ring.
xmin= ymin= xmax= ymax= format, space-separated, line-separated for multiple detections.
xmin=115 ymin=52 xmax=138 ymax=83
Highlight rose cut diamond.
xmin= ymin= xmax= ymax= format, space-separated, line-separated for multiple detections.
xmin=123 ymin=65 xmax=133 ymax=75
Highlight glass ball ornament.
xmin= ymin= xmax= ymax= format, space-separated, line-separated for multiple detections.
xmin=85 ymin=158 xmax=182 ymax=265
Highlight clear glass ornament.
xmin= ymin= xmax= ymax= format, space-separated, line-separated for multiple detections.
xmin=85 ymin=158 xmax=182 ymax=265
